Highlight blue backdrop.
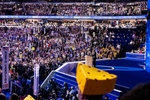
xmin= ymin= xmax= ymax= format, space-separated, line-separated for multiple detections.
xmin=146 ymin=20 xmax=150 ymax=73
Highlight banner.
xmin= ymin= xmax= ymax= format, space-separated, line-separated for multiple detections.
xmin=0 ymin=15 xmax=146 ymax=19
xmin=34 ymin=64 xmax=40 ymax=96
xmin=2 ymin=46 xmax=9 ymax=90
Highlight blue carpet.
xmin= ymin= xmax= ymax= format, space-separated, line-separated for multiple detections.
xmin=96 ymin=59 xmax=145 ymax=68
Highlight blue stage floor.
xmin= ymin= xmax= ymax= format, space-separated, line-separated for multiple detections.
xmin=71 ymin=58 xmax=149 ymax=89
xmin=96 ymin=58 xmax=150 ymax=89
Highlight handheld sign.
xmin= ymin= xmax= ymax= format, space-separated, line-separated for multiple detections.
xmin=85 ymin=55 xmax=93 ymax=66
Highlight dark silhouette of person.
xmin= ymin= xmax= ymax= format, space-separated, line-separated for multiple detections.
xmin=120 ymin=82 xmax=150 ymax=100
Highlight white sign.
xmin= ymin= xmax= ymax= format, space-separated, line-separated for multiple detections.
xmin=34 ymin=64 xmax=40 ymax=96
xmin=85 ymin=55 xmax=93 ymax=66
xmin=2 ymin=46 xmax=9 ymax=90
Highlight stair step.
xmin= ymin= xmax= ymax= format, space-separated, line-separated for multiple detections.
xmin=52 ymin=78 xmax=76 ymax=87
xmin=106 ymin=93 xmax=119 ymax=100
xmin=55 ymin=72 xmax=76 ymax=82
xmin=110 ymin=89 xmax=121 ymax=97
xmin=53 ymin=74 xmax=77 ymax=86
xmin=115 ymin=84 xmax=130 ymax=93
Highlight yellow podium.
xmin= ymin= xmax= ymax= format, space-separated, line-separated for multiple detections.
xmin=76 ymin=63 xmax=117 ymax=95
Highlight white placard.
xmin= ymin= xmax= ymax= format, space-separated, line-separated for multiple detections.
xmin=33 ymin=64 xmax=40 ymax=96
xmin=85 ymin=55 xmax=93 ymax=66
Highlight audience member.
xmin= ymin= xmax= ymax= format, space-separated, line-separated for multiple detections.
xmin=10 ymin=93 xmax=19 ymax=100
xmin=120 ymin=82 xmax=150 ymax=100
xmin=0 ymin=93 xmax=6 ymax=100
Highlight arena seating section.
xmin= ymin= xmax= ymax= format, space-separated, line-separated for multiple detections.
xmin=0 ymin=1 xmax=148 ymax=100
xmin=106 ymin=26 xmax=146 ymax=51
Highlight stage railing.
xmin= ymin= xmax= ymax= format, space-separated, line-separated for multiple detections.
xmin=40 ymin=70 xmax=55 ymax=89
xmin=126 ymin=52 xmax=145 ymax=60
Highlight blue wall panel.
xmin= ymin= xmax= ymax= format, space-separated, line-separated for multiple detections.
xmin=146 ymin=0 xmax=150 ymax=73
xmin=146 ymin=20 xmax=150 ymax=73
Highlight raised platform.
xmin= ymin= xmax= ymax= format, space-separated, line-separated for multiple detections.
xmin=41 ymin=57 xmax=150 ymax=99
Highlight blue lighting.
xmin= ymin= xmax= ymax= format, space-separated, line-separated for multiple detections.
xmin=0 ymin=15 xmax=146 ymax=19
xmin=146 ymin=20 xmax=150 ymax=73
xmin=148 ymin=0 xmax=150 ymax=10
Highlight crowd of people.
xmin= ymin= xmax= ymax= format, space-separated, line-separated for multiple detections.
xmin=129 ymin=28 xmax=146 ymax=51
xmin=52 ymin=2 xmax=146 ymax=16
xmin=1 ymin=82 xmax=150 ymax=100
xmin=0 ymin=19 xmax=146 ymax=28
xmin=0 ymin=18 xmax=145 ymax=99
xmin=131 ymin=46 xmax=145 ymax=54
xmin=10 ymin=78 xmax=112 ymax=100
xmin=0 ymin=0 xmax=147 ymax=99
xmin=0 ymin=1 xmax=147 ymax=16
xmin=44 ymin=79 xmax=78 ymax=100
xmin=1 ymin=19 xmax=123 ymax=68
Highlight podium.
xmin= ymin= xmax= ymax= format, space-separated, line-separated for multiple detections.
xmin=85 ymin=55 xmax=93 ymax=66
